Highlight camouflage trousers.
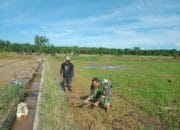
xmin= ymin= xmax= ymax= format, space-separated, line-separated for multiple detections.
xmin=99 ymin=95 xmax=111 ymax=107
xmin=90 ymin=95 xmax=111 ymax=107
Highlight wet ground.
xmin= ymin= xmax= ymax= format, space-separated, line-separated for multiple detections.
xmin=11 ymin=64 xmax=42 ymax=130
xmin=55 ymin=79 xmax=167 ymax=130
xmin=82 ymin=65 xmax=127 ymax=70
xmin=0 ymin=57 xmax=41 ymax=130
xmin=66 ymin=90 xmax=167 ymax=130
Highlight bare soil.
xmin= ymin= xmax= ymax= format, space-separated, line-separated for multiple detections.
xmin=0 ymin=57 xmax=40 ymax=85
xmin=66 ymin=88 xmax=168 ymax=130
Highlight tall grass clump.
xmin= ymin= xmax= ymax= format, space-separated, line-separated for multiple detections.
xmin=0 ymin=84 xmax=22 ymax=122
xmin=37 ymin=57 xmax=77 ymax=130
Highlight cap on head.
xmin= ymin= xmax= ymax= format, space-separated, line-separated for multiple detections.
xmin=65 ymin=56 xmax=71 ymax=61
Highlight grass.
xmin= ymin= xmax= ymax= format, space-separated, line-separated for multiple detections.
xmin=52 ymin=54 xmax=179 ymax=129
xmin=0 ymin=84 xmax=22 ymax=122
xmin=37 ymin=56 xmax=77 ymax=130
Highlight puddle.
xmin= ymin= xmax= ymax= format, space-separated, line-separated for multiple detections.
xmin=11 ymin=63 xmax=43 ymax=130
xmin=82 ymin=65 xmax=127 ymax=70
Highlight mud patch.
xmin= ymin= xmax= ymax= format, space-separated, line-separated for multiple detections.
xmin=66 ymin=90 xmax=168 ymax=130
xmin=67 ymin=91 xmax=139 ymax=130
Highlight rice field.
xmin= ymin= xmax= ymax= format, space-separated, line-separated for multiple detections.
xmin=50 ymin=54 xmax=180 ymax=129
xmin=1 ymin=53 xmax=179 ymax=129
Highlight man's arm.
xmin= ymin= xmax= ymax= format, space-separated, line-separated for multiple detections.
xmin=71 ymin=64 xmax=74 ymax=77
xmin=84 ymin=85 xmax=93 ymax=103
xmin=60 ymin=64 xmax=63 ymax=76
xmin=84 ymin=96 xmax=90 ymax=104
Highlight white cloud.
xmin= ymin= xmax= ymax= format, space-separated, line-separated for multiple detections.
xmin=43 ymin=10 xmax=122 ymax=27
xmin=46 ymin=30 xmax=74 ymax=38
xmin=138 ymin=15 xmax=180 ymax=28
xmin=176 ymin=43 xmax=180 ymax=47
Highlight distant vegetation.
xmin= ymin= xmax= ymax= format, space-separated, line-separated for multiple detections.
xmin=0 ymin=37 xmax=179 ymax=56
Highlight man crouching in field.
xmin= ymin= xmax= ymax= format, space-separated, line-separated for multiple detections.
xmin=84 ymin=77 xmax=112 ymax=112
xmin=60 ymin=56 xmax=74 ymax=92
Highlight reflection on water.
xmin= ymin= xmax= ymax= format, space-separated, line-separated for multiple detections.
xmin=11 ymin=64 xmax=42 ymax=130
xmin=82 ymin=65 xmax=127 ymax=70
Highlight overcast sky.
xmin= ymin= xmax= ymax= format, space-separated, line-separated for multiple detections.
xmin=0 ymin=0 xmax=180 ymax=49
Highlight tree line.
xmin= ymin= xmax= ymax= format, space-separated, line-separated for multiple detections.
xmin=0 ymin=37 xmax=179 ymax=56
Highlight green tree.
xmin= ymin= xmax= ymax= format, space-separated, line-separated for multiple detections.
xmin=34 ymin=35 xmax=50 ymax=46
xmin=34 ymin=35 xmax=50 ymax=53
xmin=133 ymin=47 xmax=141 ymax=55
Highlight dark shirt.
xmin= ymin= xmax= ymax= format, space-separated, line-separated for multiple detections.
xmin=60 ymin=62 xmax=74 ymax=78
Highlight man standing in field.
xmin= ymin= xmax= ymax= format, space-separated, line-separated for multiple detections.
xmin=84 ymin=77 xmax=112 ymax=112
xmin=60 ymin=56 xmax=74 ymax=92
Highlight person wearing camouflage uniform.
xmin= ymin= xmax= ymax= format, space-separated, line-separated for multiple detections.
xmin=84 ymin=77 xmax=112 ymax=112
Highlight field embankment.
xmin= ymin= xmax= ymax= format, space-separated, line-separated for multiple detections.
xmin=36 ymin=56 xmax=77 ymax=129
